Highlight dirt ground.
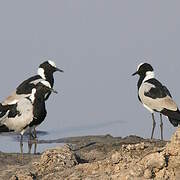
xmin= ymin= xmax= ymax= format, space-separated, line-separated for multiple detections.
xmin=0 ymin=134 xmax=168 ymax=179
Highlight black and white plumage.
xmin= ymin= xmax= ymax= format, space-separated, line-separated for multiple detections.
xmin=0 ymin=80 xmax=57 ymax=154
xmin=29 ymin=81 xmax=57 ymax=132
xmin=17 ymin=60 xmax=63 ymax=97
xmin=2 ymin=60 xmax=63 ymax=138
xmin=0 ymin=89 xmax=36 ymax=154
xmin=132 ymin=63 xmax=180 ymax=140
xmin=3 ymin=60 xmax=63 ymax=105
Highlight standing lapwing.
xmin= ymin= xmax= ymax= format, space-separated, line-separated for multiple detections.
xmin=2 ymin=60 xmax=63 ymax=138
xmin=132 ymin=63 xmax=180 ymax=140
xmin=3 ymin=60 xmax=63 ymax=104
xmin=0 ymin=80 xmax=57 ymax=154
xmin=28 ymin=80 xmax=58 ymax=153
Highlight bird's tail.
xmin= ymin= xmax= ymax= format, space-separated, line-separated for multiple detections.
xmin=168 ymin=118 xmax=179 ymax=127
xmin=161 ymin=109 xmax=180 ymax=127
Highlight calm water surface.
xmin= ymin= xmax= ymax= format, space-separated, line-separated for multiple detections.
xmin=0 ymin=120 xmax=126 ymax=153
xmin=0 ymin=119 xmax=175 ymax=153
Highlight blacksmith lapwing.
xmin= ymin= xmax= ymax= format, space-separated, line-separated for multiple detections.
xmin=2 ymin=60 xmax=63 ymax=138
xmin=0 ymin=80 xmax=57 ymax=154
xmin=132 ymin=63 xmax=180 ymax=140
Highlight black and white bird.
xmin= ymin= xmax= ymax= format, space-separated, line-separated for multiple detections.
xmin=3 ymin=60 xmax=63 ymax=105
xmin=2 ymin=60 xmax=63 ymax=137
xmin=0 ymin=80 xmax=57 ymax=154
xmin=132 ymin=63 xmax=180 ymax=140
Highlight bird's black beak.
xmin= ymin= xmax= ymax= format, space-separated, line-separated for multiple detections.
xmin=56 ymin=67 xmax=64 ymax=73
xmin=132 ymin=71 xmax=138 ymax=76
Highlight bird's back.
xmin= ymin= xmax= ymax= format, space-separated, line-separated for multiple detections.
xmin=16 ymin=75 xmax=42 ymax=94
xmin=2 ymin=75 xmax=42 ymax=105
xmin=139 ymin=78 xmax=177 ymax=112
xmin=1 ymin=97 xmax=33 ymax=133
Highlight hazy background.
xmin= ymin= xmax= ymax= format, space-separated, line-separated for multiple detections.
xmin=0 ymin=1 xmax=180 ymax=151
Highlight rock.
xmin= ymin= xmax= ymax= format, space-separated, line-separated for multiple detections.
xmin=0 ymin=134 xmax=170 ymax=179
xmin=129 ymin=165 xmax=144 ymax=177
xmin=122 ymin=142 xmax=148 ymax=151
xmin=144 ymin=168 xmax=152 ymax=179
xmin=10 ymin=170 xmax=36 ymax=180
xmin=162 ymin=127 xmax=180 ymax=178
xmin=166 ymin=127 xmax=180 ymax=156
xmin=111 ymin=151 xmax=121 ymax=164
xmin=126 ymin=144 xmax=136 ymax=151
xmin=35 ymin=145 xmax=78 ymax=178
xmin=140 ymin=152 xmax=165 ymax=170
xmin=136 ymin=142 xmax=147 ymax=150
xmin=155 ymin=168 xmax=167 ymax=180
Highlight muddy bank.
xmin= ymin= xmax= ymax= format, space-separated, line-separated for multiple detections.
xmin=0 ymin=134 xmax=170 ymax=179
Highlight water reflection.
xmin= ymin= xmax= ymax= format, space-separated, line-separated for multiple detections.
xmin=0 ymin=131 xmax=64 ymax=154
xmin=0 ymin=120 xmax=127 ymax=153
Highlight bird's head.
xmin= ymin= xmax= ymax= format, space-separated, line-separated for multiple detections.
xmin=132 ymin=63 xmax=154 ymax=78
xmin=37 ymin=60 xmax=64 ymax=79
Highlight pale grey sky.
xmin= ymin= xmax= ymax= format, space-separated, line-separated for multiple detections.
xmin=0 ymin=1 xmax=180 ymax=143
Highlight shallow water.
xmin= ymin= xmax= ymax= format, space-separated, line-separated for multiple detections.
xmin=0 ymin=120 xmax=126 ymax=153
xmin=0 ymin=118 xmax=175 ymax=153
xmin=0 ymin=132 xmax=64 ymax=153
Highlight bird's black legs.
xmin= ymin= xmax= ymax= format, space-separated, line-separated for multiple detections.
xmin=33 ymin=127 xmax=37 ymax=154
xmin=160 ymin=114 xmax=163 ymax=140
xmin=28 ymin=128 xmax=33 ymax=154
xmin=151 ymin=113 xmax=156 ymax=139
xmin=20 ymin=134 xmax=23 ymax=155
xmin=33 ymin=127 xmax=37 ymax=139
xmin=28 ymin=127 xmax=38 ymax=154
xmin=34 ymin=140 xmax=37 ymax=154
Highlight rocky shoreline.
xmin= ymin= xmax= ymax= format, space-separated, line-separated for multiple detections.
xmin=1 ymin=130 xmax=180 ymax=179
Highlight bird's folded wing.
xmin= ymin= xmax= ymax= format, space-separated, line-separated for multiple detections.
xmin=162 ymin=85 xmax=172 ymax=98
xmin=144 ymin=79 xmax=167 ymax=99
xmin=0 ymin=98 xmax=34 ymax=132
xmin=142 ymin=82 xmax=177 ymax=111
xmin=0 ymin=110 xmax=10 ymax=124
xmin=2 ymin=91 xmax=30 ymax=105
xmin=16 ymin=75 xmax=41 ymax=93
xmin=0 ymin=103 xmax=19 ymax=124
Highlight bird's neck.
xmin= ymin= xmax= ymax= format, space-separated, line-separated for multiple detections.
xmin=35 ymin=91 xmax=47 ymax=101
xmin=44 ymin=73 xmax=54 ymax=87
xmin=143 ymin=71 xmax=155 ymax=82
xmin=137 ymin=71 xmax=155 ymax=89
xmin=137 ymin=76 xmax=145 ymax=90
xmin=38 ymin=68 xmax=54 ymax=86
